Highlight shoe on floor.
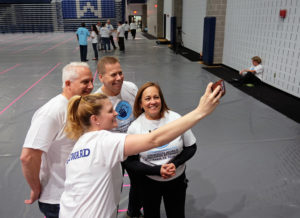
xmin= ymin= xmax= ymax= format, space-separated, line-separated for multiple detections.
xmin=92 ymin=58 xmax=98 ymax=60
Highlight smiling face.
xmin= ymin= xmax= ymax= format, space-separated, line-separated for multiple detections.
xmin=68 ymin=66 xmax=94 ymax=96
xmin=140 ymin=86 xmax=162 ymax=120
xmin=97 ymin=99 xmax=118 ymax=130
xmin=99 ymin=62 xmax=124 ymax=96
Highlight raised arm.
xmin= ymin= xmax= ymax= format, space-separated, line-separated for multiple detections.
xmin=124 ymin=83 xmax=221 ymax=157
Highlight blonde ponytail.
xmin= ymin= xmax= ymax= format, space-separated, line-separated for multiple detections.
xmin=65 ymin=94 xmax=108 ymax=140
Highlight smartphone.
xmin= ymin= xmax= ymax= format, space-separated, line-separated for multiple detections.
xmin=211 ymin=79 xmax=226 ymax=97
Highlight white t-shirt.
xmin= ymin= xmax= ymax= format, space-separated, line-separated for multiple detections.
xmin=100 ymin=26 xmax=110 ymax=38
xmin=127 ymin=111 xmax=196 ymax=182
xmin=130 ymin=22 xmax=137 ymax=30
xmin=106 ymin=24 xmax=114 ymax=35
xmin=91 ymin=31 xmax=98 ymax=43
xmin=95 ymin=81 xmax=138 ymax=133
xmin=247 ymin=64 xmax=264 ymax=80
xmin=117 ymin=25 xmax=125 ymax=37
xmin=96 ymin=25 xmax=100 ymax=32
xmin=23 ymin=94 xmax=74 ymax=204
xmin=123 ymin=24 xmax=130 ymax=31
xmin=59 ymin=130 xmax=126 ymax=218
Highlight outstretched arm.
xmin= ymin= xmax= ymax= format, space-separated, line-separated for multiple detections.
xmin=20 ymin=148 xmax=43 ymax=204
xmin=124 ymin=83 xmax=222 ymax=157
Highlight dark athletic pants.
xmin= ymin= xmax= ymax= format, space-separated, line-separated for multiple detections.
xmin=142 ymin=172 xmax=188 ymax=218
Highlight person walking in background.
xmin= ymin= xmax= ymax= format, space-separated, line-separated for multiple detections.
xmin=123 ymin=82 xmax=197 ymax=218
xmin=76 ymin=22 xmax=90 ymax=62
xmin=117 ymin=21 xmax=125 ymax=52
xmin=96 ymin=21 xmax=103 ymax=51
xmin=91 ymin=24 xmax=99 ymax=60
xmin=20 ymin=62 xmax=94 ymax=218
xmin=100 ymin=23 xmax=110 ymax=52
xmin=123 ymin=21 xmax=130 ymax=40
xmin=106 ymin=19 xmax=117 ymax=50
xmin=130 ymin=20 xmax=137 ymax=40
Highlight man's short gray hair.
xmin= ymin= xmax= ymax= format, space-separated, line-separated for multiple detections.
xmin=62 ymin=62 xmax=90 ymax=88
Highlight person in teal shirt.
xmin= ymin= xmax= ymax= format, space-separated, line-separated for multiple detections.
xmin=76 ymin=23 xmax=90 ymax=62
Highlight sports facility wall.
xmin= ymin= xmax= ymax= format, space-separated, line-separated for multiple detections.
xmin=223 ymin=0 xmax=300 ymax=98
xmin=0 ymin=0 xmax=125 ymax=33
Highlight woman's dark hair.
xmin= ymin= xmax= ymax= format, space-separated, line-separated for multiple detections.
xmin=92 ymin=24 xmax=99 ymax=35
xmin=133 ymin=82 xmax=169 ymax=119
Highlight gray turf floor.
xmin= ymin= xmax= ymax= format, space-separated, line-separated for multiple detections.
xmin=0 ymin=32 xmax=299 ymax=218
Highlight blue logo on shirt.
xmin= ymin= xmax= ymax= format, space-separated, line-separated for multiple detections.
xmin=156 ymin=143 xmax=169 ymax=150
xmin=115 ymin=101 xmax=132 ymax=121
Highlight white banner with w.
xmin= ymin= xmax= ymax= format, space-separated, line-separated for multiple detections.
xmin=76 ymin=0 xmax=102 ymax=18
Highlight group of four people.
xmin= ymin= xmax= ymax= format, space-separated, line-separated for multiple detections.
xmin=20 ymin=56 xmax=222 ymax=218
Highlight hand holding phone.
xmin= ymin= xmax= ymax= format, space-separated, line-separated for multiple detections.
xmin=211 ymin=80 xmax=226 ymax=97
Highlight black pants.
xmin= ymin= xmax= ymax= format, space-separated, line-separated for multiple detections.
xmin=92 ymin=43 xmax=98 ymax=59
xmin=79 ymin=45 xmax=87 ymax=61
xmin=109 ymin=35 xmax=116 ymax=49
xmin=38 ymin=201 xmax=59 ymax=218
xmin=118 ymin=37 xmax=125 ymax=51
xmin=238 ymin=72 xmax=261 ymax=85
xmin=142 ymin=172 xmax=188 ymax=218
xmin=125 ymin=31 xmax=129 ymax=40
xmin=131 ymin=29 xmax=136 ymax=39
xmin=127 ymin=169 xmax=143 ymax=216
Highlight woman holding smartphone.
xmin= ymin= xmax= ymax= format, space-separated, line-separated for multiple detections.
xmin=59 ymin=83 xmax=222 ymax=218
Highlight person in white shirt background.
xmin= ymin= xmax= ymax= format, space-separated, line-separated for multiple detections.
xmin=117 ymin=21 xmax=125 ymax=51
xmin=234 ymin=56 xmax=264 ymax=85
xmin=106 ymin=19 xmax=117 ymax=50
xmin=20 ymin=62 xmax=94 ymax=218
xmin=100 ymin=23 xmax=110 ymax=51
xmin=96 ymin=21 xmax=103 ymax=51
xmin=130 ymin=20 xmax=137 ymax=40
xmin=124 ymin=82 xmax=197 ymax=218
xmin=90 ymin=24 xmax=99 ymax=60
xmin=59 ymin=81 xmax=222 ymax=218
xmin=123 ymin=21 xmax=130 ymax=40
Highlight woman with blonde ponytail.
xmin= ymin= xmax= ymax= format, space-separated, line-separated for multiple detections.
xmin=60 ymin=83 xmax=223 ymax=218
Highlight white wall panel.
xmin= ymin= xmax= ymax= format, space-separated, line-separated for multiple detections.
xmin=163 ymin=0 xmax=172 ymax=40
xmin=223 ymin=0 xmax=300 ymax=97
xmin=182 ymin=0 xmax=206 ymax=53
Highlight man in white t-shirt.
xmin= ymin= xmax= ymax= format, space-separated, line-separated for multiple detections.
xmin=106 ymin=19 xmax=117 ymax=50
xmin=130 ymin=20 xmax=137 ymax=39
xmin=117 ymin=21 xmax=125 ymax=51
xmin=20 ymin=62 xmax=94 ymax=218
xmin=233 ymin=56 xmax=264 ymax=85
xmin=95 ymin=56 xmax=138 ymax=133
xmin=95 ymin=56 xmax=138 ymax=217
xmin=96 ymin=21 xmax=103 ymax=51
xmin=123 ymin=21 xmax=130 ymax=40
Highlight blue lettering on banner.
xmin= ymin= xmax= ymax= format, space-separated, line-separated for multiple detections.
xmin=66 ymin=148 xmax=90 ymax=164
xmin=115 ymin=100 xmax=132 ymax=121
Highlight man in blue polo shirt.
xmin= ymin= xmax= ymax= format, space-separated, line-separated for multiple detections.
xmin=76 ymin=22 xmax=90 ymax=62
